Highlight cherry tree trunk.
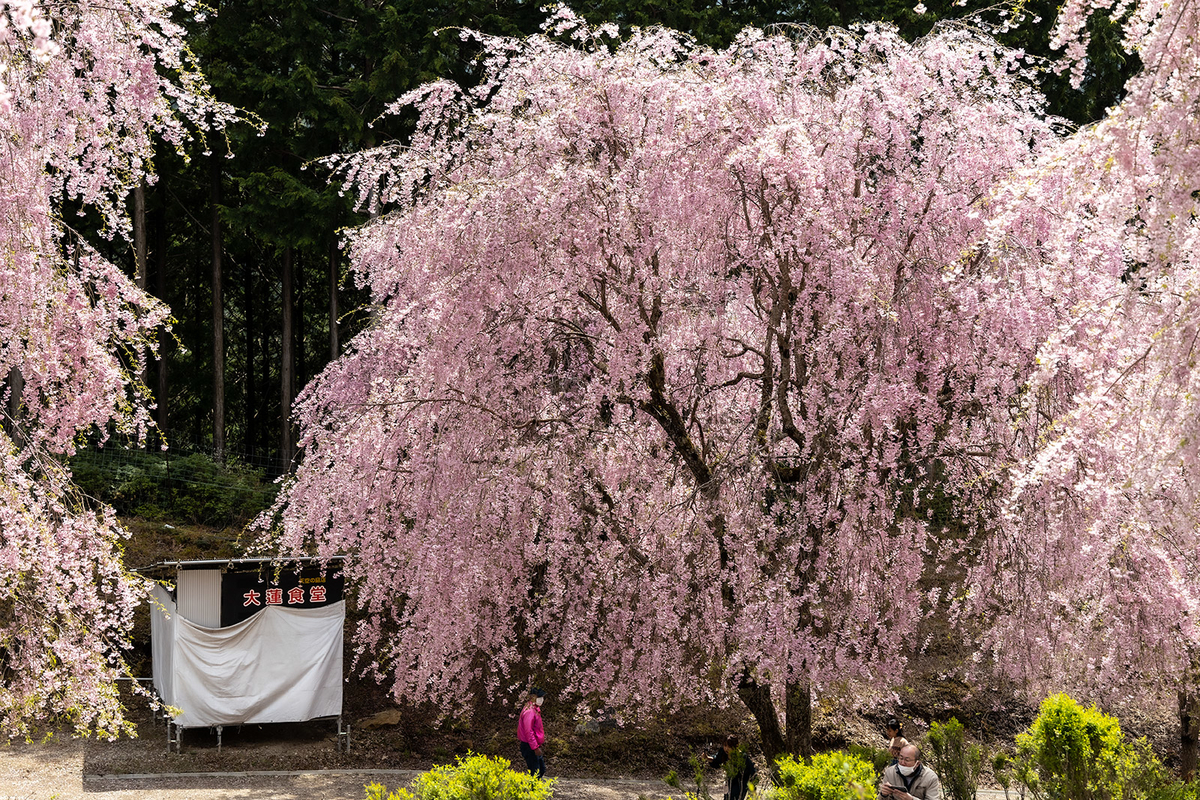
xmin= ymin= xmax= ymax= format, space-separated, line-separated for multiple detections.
xmin=738 ymin=678 xmax=785 ymax=768
xmin=4 ymin=368 xmax=23 ymax=445
xmin=785 ymin=680 xmax=812 ymax=757
xmin=133 ymin=183 xmax=147 ymax=290
xmin=1181 ymin=688 xmax=1200 ymax=780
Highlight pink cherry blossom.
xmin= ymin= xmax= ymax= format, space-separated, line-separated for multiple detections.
xmin=0 ymin=0 xmax=231 ymax=737
xmin=967 ymin=0 xmax=1200 ymax=712
xmin=265 ymin=10 xmax=1061 ymax=744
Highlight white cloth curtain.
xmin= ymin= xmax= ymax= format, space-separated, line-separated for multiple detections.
xmin=165 ymin=599 xmax=344 ymax=728
xmin=150 ymin=583 xmax=177 ymax=706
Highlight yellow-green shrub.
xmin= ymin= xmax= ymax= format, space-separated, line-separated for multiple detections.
xmin=774 ymin=751 xmax=874 ymax=800
xmin=365 ymin=753 xmax=556 ymax=800
xmin=1015 ymin=694 xmax=1161 ymax=800
xmin=926 ymin=717 xmax=982 ymax=800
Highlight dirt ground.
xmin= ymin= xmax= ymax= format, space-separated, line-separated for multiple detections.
xmin=78 ymin=676 xmax=749 ymax=778
xmin=0 ymin=678 xmax=738 ymax=800
xmin=3 ymin=634 xmax=1180 ymax=800
xmin=0 ymin=681 xmax=1181 ymax=800
xmin=0 ymin=732 xmax=683 ymax=800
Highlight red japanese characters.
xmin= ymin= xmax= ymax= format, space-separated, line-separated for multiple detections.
xmin=243 ymin=586 xmax=329 ymax=607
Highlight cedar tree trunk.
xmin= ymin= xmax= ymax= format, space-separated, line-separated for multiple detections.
xmin=329 ymin=236 xmax=339 ymax=359
xmin=281 ymin=244 xmax=295 ymax=469
xmin=210 ymin=152 xmax=225 ymax=463
xmin=154 ymin=185 xmax=167 ymax=440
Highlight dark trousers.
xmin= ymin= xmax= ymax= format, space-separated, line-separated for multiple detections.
xmin=519 ymin=741 xmax=545 ymax=778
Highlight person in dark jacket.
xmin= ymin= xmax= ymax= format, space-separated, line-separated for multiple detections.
xmin=710 ymin=734 xmax=757 ymax=800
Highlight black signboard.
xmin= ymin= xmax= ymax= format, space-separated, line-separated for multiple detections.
xmin=220 ymin=561 xmax=345 ymax=627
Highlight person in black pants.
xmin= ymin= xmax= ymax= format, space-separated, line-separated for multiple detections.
xmin=710 ymin=734 xmax=757 ymax=800
xmin=517 ymin=688 xmax=547 ymax=778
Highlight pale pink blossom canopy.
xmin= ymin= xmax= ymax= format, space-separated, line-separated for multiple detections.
xmin=268 ymin=10 xmax=1061 ymax=717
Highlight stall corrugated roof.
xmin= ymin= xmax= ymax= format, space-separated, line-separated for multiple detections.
xmin=137 ymin=555 xmax=346 ymax=578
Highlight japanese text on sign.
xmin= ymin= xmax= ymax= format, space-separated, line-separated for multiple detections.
xmin=244 ymin=586 xmax=329 ymax=607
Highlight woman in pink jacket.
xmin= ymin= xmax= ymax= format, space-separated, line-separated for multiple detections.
xmin=517 ymin=688 xmax=547 ymax=778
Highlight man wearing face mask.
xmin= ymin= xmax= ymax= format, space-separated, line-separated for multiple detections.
xmin=517 ymin=688 xmax=547 ymax=778
xmin=879 ymin=744 xmax=941 ymax=800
